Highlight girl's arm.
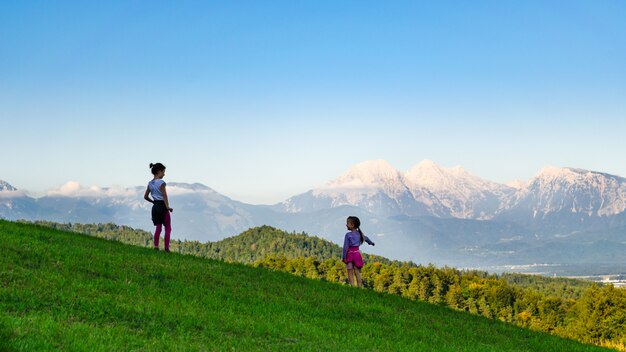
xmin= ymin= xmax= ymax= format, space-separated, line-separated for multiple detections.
xmin=342 ymin=234 xmax=349 ymax=260
xmin=364 ymin=235 xmax=375 ymax=246
xmin=160 ymin=183 xmax=173 ymax=212
xmin=144 ymin=186 xmax=153 ymax=203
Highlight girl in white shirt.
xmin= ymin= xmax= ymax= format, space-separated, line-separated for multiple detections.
xmin=144 ymin=162 xmax=173 ymax=252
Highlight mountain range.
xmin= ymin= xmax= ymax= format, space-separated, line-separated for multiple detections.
xmin=2 ymin=160 xmax=626 ymax=268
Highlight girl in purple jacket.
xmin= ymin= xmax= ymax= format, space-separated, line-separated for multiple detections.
xmin=343 ymin=216 xmax=375 ymax=287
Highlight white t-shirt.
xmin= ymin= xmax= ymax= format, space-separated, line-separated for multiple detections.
xmin=148 ymin=179 xmax=166 ymax=201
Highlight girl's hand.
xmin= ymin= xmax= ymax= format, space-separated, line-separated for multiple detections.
xmin=168 ymin=208 xmax=174 ymax=212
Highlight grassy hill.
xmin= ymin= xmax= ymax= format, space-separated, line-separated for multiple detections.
xmin=0 ymin=220 xmax=611 ymax=351
xmin=22 ymin=222 xmax=391 ymax=264
xmin=22 ymin=221 xmax=597 ymax=298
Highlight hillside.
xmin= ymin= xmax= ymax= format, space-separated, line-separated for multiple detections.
xmin=15 ymin=220 xmax=601 ymax=299
xmin=21 ymin=221 xmax=391 ymax=264
xmin=0 ymin=220 xmax=611 ymax=351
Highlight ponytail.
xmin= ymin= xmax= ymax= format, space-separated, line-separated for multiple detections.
xmin=149 ymin=162 xmax=166 ymax=175
xmin=358 ymin=228 xmax=364 ymax=244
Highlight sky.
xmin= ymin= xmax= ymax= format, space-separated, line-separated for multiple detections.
xmin=1 ymin=1 xmax=625 ymax=204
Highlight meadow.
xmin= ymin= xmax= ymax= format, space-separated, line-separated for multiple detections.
xmin=0 ymin=220 xmax=611 ymax=351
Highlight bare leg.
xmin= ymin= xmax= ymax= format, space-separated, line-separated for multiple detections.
xmin=347 ymin=268 xmax=355 ymax=286
xmin=355 ymin=267 xmax=363 ymax=288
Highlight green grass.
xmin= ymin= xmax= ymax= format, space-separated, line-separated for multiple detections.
xmin=0 ymin=220 xmax=612 ymax=351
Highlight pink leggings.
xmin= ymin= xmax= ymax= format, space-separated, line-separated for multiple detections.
xmin=154 ymin=211 xmax=171 ymax=250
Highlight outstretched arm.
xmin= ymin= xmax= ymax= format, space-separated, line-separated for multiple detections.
xmin=364 ymin=235 xmax=375 ymax=246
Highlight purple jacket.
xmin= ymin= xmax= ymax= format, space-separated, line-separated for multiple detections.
xmin=342 ymin=230 xmax=374 ymax=259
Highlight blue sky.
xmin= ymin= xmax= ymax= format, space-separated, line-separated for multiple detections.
xmin=1 ymin=1 xmax=625 ymax=204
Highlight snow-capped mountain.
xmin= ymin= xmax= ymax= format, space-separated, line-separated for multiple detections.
xmin=280 ymin=161 xmax=626 ymax=226
xmin=277 ymin=160 xmax=451 ymax=217
xmin=0 ymin=180 xmax=37 ymax=220
xmin=0 ymin=180 xmax=17 ymax=192
xmin=404 ymin=160 xmax=515 ymax=219
xmin=498 ymin=167 xmax=626 ymax=230
xmin=278 ymin=159 xmax=516 ymax=219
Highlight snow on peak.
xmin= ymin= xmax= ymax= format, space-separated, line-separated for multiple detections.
xmin=506 ymin=180 xmax=528 ymax=190
xmin=343 ymin=159 xmax=399 ymax=178
xmin=515 ymin=166 xmax=626 ymax=217
xmin=313 ymin=160 xmax=409 ymax=202
xmin=535 ymin=166 xmax=577 ymax=179
xmin=410 ymin=159 xmax=467 ymax=178
xmin=308 ymin=159 xmax=517 ymax=219
xmin=0 ymin=180 xmax=17 ymax=192
xmin=415 ymin=159 xmax=440 ymax=169
xmin=404 ymin=160 xmax=514 ymax=219
xmin=531 ymin=166 xmax=622 ymax=185
xmin=410 ymin=159 xmax=469 ymax=176
xmin=407 ymin=160 xmax=449 ymax=186
xmin=449 ymin=166 xmax=468 ymax=174
xmin=405 ymin=160 xmax=498 ymax=192
xmin=328 ymin=160 xmax=403 ymax=188
xmin=0 ymin=180 xmax=25 ymax=198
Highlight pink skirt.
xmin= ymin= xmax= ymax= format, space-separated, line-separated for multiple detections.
xmin=343 ymin=246 xmax=364 ymax=268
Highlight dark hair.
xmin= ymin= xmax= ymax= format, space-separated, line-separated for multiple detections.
xmin=347 ymin=216 xmax=364 ymax=244
xmin=149 ymin=162 xmax=166 ymax=175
